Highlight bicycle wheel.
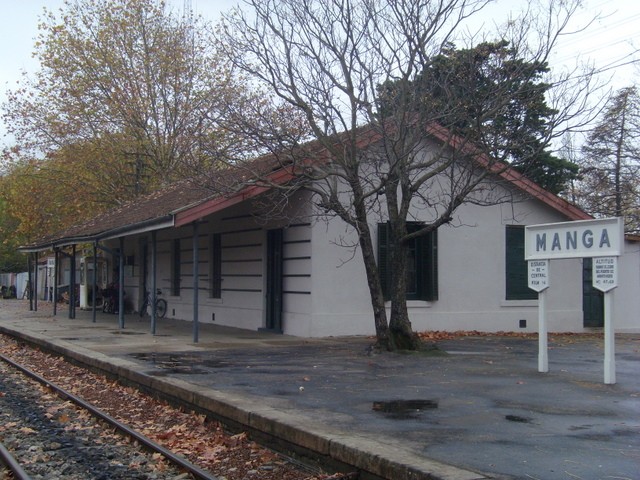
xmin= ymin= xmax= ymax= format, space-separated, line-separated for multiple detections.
xmin=155 ymin=298 xmax=167 ymax=318
xmin=139 ymin=299 xmax=148 ymax=317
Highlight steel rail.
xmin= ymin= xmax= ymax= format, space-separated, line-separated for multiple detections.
xmin=0 ymin=441 xmax=32 ymax=480
xmin=0 ymin=353 xmax=220 ymax=480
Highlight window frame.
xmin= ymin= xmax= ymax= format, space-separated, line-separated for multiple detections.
xmin=378 ymin=222 xmax=438 ymax=302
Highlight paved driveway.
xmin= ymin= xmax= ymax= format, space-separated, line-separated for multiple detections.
xmin=1 ymin=300 xmax=638 ymax=479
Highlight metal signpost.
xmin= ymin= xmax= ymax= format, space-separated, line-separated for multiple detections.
xmin=527 ymin=259 xmax=549 ymax=372
xmin=592 ymin=256 xmax=618 ymax=384
xmin=525 ymin=217 xmax=623 ymax=384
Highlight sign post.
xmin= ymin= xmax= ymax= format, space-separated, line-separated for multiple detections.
xmin=525 ymin=217 xmax=623 ymax=384
xmin=528 ymin=259 xmax=550 ymax=372
xmin=592 ymin=256 xmax=618 ymax=384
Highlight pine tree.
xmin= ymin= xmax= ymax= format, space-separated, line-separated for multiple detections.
xmin=578 ymin=87 xmax=640 ymax=233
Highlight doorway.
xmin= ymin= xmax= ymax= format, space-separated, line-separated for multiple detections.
xmin=265 ymin=228 xmax=283 ymax=333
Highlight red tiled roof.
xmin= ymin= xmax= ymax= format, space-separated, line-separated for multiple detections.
xmin=20 ymin=180 xmax=213 ymax=251
xmin=20 ymin=123 xmax=590 ymax=251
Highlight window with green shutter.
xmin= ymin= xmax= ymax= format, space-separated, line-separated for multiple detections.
xmin=378 ymin=222 xmax=438 ymax=301
xmin=505 ymin=225 xmax=537 ymax=300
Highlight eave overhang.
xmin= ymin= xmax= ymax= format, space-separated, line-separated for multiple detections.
xmin=18 ymin=215 xmax=175 ymax=253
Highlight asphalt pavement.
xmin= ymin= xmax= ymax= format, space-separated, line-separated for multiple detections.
xmin=0 ymin=299 xmax=638 ymax=480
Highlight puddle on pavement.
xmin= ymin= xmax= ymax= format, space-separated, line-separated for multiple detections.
xmin=111 ymin=331 xmax=145 ymax=335
xmin=372 ymin=399 xmax=438 ymax=419
xmin=505 ymin=414 xmax=531 ymax=423
xmin=130 ymin=352 xmax=236 ymax=376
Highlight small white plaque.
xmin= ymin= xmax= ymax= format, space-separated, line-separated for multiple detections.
xmin=593 ymin=256 xmax=617 ymax=292
xmin=528 ymin=259 xmax=549 ymax=292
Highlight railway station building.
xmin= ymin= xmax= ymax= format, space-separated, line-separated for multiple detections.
xmin=19 ymin=127 xmax=640 ymax=337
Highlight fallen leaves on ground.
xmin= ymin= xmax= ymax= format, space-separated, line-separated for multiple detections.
xmin=0 ymin=334 xmax=344 ymax=479
xmin=417 ymin=330 xmax=607 ymax=341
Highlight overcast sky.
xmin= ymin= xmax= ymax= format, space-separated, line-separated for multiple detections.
xmin=0 ymin=0 xmax=638 ymax=150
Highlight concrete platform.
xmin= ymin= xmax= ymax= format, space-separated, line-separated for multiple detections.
xmin=0 ymin=299 xmax=639 ymax=479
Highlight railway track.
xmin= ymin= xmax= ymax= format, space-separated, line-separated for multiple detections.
xmin=0 ymin=335 xmax=339 ymax=480
xmin=0 ymin=353 xmax=219 ymax=480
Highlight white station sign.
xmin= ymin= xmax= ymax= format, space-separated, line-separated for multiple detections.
xmin=524 ymin=217 xmax=624 ymax=384
xmin=525 ymin=217 xmax=624 ymax=261
xmin=528 ymin=259 xmax=549 ymax=292
xmin=593 ymin=256 xmax=618 ymax=292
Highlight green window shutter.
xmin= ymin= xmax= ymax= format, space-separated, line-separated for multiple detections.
xmin=421 ymin=229 xmax=438 ymax=301
xmin=377 ymin=223 xmax=391 ymax=301
xmin=210 ymin=234 xmax=222 ymax=299
xmin=505 ymin=225 xmax=536 ymax=300
xmin=415 ymin=227 xmax=438 ymax=302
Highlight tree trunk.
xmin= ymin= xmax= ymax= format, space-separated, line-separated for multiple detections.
xmin=355 ymin=219 xmax=391 ymax=350
xmin=388 ymin=225 xmax=422 ymax=351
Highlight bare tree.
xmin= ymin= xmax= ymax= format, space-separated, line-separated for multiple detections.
xmin=576 ymin=86 xmax=640 ymax=233
xmin=220 ymin=0 xmax=600 ymax=350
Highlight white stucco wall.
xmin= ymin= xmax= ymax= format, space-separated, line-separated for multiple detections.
xmin=306 ymin=193 xmax=640 ymax=336
xmin=614 ymin=239 xmax=640 ymax=332
xmin=108 ymin=181 xmax=639 ymax=337
xmin=107 ymin=191 xmax=316 ymax=335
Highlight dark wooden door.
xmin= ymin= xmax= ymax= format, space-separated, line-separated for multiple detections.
xmin=265 ymin=229 xmax=283 ymax=332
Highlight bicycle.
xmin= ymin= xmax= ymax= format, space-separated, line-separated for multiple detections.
xmin=139 ymin=289 xmax=167 ymax=318
xmin=102 ymin=282 xmax=122 ymax=314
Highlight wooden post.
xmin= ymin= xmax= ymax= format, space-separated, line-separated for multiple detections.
xmin=604 ymin=290 xmax=615 ymax=384
xmin=538 ymin=289 xmax=548 ymax=373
